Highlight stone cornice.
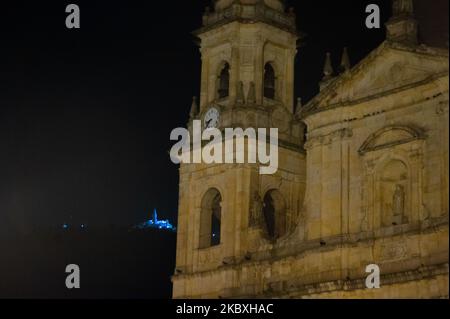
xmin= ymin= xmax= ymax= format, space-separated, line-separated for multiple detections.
xmin=172 ymin=215 xmax=449 ymax=280
xmin=304 ymin=127 xmax=353 ymax=150
xmin=250 ymin=262 xmax=449 ymax=299
xmin=174 ymin=262 xmax=449 ymax=299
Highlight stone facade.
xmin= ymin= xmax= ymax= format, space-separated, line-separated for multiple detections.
xmin=172 ymin=0 xmax=449 ymax=299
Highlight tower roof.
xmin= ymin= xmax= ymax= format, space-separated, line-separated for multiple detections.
xmin=198 ymin=0 xmax=296 ymax=35
xmin=214 ymin=0 xmax=284 ymax=12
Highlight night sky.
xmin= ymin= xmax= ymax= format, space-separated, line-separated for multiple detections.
xmin=0 ymin=1 xmax=447 ymax=234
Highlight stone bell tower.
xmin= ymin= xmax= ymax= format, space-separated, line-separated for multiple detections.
xmin=197 ymin=0 xmax=298 ymax=112
xmin=172 ymin=0 xmax=307 ymax=298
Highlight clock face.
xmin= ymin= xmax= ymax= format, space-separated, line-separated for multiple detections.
xmin=204 ymin=107 xmax=220 ymax=129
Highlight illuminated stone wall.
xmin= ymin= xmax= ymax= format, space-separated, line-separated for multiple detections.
xmin=172 ymin=3 xmax=449 ymax=299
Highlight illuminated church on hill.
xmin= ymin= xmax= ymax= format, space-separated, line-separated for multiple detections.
xmin=134 ymin=209 xmax=176 ymax=232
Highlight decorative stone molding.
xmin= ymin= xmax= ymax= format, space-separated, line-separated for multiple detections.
xmin=198 ymin=1 xmax=297 ymax=35
xmin=436 ymin=102 xmax=449 ymax=116
xmin=379 ymin=241 xmax=408 ymax=261
xmin=304 ymin=128 xmax=353 ymax=150
xmin=359 ymin=126 xmax=428 ymax=232
xmin=358 ymin=125 xmax=426 ymax=155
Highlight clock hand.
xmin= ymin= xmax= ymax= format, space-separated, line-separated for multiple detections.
xmin=206 ymin=119 xmax=212 ymax=127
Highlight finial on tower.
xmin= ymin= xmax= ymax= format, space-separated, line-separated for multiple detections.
xmin=295 ymin=97 xmax=303 ymax=116
xmin=323 ymin=52 xmax=334 ymax=80
xmin=203 ymin=6 xmax=211 ymax=26
xmin=340 ymin=47 xmax=351 ymax=72
xmin=392 ymin=0 xmax=414 ymax=17
xmin=190 ymin=96 xmax=199 ymax=119
xmin=320 ymin=52 xmax=335 ymax=91
xmin=386 ymin=0 xmax=418 ymax=45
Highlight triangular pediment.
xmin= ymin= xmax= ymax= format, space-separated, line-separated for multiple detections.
xmin=304 ymin=42 xmax=449 ymax=114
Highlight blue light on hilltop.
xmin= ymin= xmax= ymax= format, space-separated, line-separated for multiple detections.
xmin=134 ymin=209 xmax=176 ymax=232
xmin=62 ymin=223 xmax=87 ymax=231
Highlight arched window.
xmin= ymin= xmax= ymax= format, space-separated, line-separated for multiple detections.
xmin=199 ymin=188 xmax=222 ymax=248
xmin=218 ymin=63 xmax=230 ymax=99
xmin=263 ymin=189 xmax=286 ymax=240
xmin=264 ymin=63 xmax=276 ymax=99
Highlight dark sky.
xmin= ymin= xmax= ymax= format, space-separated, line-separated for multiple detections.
xmin=0 ymin=1 xmax=447 ymax=234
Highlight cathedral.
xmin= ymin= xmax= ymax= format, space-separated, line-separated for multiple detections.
xmin=172 ymin=0 xmax=449 ymax=298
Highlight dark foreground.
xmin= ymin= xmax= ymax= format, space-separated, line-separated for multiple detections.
xmin=0 ymin=228 xmax=176 ymax=299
